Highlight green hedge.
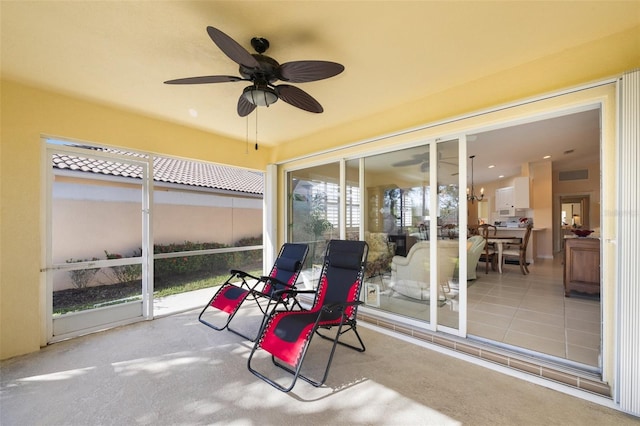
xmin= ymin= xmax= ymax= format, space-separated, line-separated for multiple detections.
xmin=153 ymin=237 xmax=262 ymax=279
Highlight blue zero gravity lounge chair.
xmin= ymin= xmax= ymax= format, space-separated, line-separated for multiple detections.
xmin=248 ymin=239 xmax=368 ymax=392
xmin=198 ymin=243 xmax=308 ymax=341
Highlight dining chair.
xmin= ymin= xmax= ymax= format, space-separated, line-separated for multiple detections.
xmin=501 ymin=224 xmax=533 ymax=274
xmin=478 ymin=224 xmax=497 ymax=274
xmin=418 ymin=223 xmax=429 ymax=240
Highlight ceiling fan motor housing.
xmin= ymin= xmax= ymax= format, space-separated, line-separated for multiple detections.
xmin=239 ymin=54 xmax=280 ymax=83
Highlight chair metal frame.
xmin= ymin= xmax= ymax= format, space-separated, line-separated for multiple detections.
xmin=247 ymin=239 xmax=368 ymax=392
xmin=198 ymin=243 xmax=308 ymax=341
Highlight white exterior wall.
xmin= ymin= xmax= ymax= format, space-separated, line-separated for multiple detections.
xmin=52 ymin=181 xmax=262 ymax=290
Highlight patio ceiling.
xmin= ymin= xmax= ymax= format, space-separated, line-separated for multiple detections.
xmin=1 ymin=1 xmax=637 ymax=154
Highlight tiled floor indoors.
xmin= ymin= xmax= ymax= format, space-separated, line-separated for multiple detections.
xmin=467 ymin=256 xmax=600 ymax=368
xmin=373 ymin=255 xmax=601 ymax=369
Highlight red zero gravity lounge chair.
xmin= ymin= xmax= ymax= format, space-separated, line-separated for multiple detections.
xmin=198 ymin=243 xmax=308 ymax=341
xmin=248 ymin=239 xmax=368 ymax=392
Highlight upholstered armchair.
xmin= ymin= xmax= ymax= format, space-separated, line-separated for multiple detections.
xmin=465 ymin=235 xmax=486 ymax=280
xmin=364 ymin=232 xmax=394 ymax=278
xmin=389 ymin=240 xmax=459 ymax=302
xmin=445 ymin=235 xmax=485 ymax=281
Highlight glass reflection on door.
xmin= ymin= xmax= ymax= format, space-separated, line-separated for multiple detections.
xmin=287 ymin=163 xmax=341 ymax=289
xmin=436 ymin=139 xmax=460 ymax=330
xmin=363 ymin=145 xmax=433 ymax=322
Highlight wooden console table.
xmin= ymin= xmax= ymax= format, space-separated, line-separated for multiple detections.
xmin=563 ymin=237 xmax=600 ymax=297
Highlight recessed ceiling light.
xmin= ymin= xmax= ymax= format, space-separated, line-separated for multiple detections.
xmin=488 ymin=165 xmax=495 ymax=169
xmin=543 ymin=155 xmax=551 ymax=159
xmin=498 ymin=175 xmax=504 ymax=178
xmin=188 ymin=108 xmax=198 ymax=117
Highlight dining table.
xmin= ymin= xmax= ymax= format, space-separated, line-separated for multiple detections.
xmin=487 ymin=236 xmax=522 ymax=273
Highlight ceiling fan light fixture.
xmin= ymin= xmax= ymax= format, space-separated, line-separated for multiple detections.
xmin=242 ymin=85 xmax=278 ymax=107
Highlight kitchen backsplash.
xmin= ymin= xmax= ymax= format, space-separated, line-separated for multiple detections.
xmin=494 ymin=217 xmax=533 ymax=227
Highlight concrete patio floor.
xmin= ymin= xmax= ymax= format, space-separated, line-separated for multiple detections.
xmin=1 ymin=295 xmax=638 ymax=425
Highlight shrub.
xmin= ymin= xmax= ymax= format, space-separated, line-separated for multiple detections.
xmin=233 ymin=235 xmax=263 ymax=265
xmin=66 ymin=258 xmax=100 ymax=289
xmin=100 ymin=237 xmax=262 ymax=282
xmin=153 ymin=238 xmax=262 ymax=279
xmin=153 ymin=241 xmax=232 ymax=279
xmin=104 ymin=249 xmax=142 ymax=284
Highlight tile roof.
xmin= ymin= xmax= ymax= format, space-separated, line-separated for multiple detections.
xmin=52 ymin=148 xmax=263 ymax=195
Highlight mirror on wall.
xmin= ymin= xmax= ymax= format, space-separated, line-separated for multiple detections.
xmin=560 ymin=196 xmax=589 ymax=229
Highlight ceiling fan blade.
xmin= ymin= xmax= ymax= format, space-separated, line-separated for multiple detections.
xmin=392 ymin=159 xmax=423 ymax=167
xmin=275 ymin=85 xmax=323 ymax=113
xmin=164 ymin=75 xmax=244 ymax=85
xmin=279 ymin=61 xmax=344 ymax=83
xmin=237 ymin=94 xmax=257 ymax=117
xmin=206 ymin=26 xmax=260 ymax=68
xmin=392 ymin=153 xmax=429 ymax=167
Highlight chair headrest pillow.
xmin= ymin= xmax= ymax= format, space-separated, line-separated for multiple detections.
xmin=329 ymin=251 xmax=362 ymax=270
xmin=275 ymin=257 xmax=301 ymax=272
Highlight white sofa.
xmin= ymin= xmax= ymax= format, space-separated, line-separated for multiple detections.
xmin=389 ymin=240 xmax=459 ymax=301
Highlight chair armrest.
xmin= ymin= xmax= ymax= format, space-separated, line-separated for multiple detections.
xmin=261 ymin=287 xmax=318 ymax=319
xmin=392 ymin=255 xmax=411 ymax=266
xmin=259 ymin=275 xmax=288 ymax=288
xmin=229 ymin=269 xmax=264 ymax=291
xmin=256 ymin=275 xmax=308 ymax=297
xmin=230 ymin=269 xmax=261 ymax=282
xmin=269 ymin=287 xmax=316 ymax=298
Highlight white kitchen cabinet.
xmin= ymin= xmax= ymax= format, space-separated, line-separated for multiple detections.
xmin=495 ymin=176 xmax=530 ymax=211
xmin=495 ymin=186 xmax=514 ymax=209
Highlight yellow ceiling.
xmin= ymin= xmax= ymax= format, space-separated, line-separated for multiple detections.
xmin=2 ymin=1 xmax=639 ymax=149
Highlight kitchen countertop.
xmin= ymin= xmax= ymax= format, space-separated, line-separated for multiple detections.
xmin=495 ymin=226 xmax=544 ymax=231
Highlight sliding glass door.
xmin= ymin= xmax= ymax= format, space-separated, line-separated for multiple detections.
xmin=285 ymin=139 xmax=463 ymax=334
xmin=360 ymin=139 xmax=461 ymax=329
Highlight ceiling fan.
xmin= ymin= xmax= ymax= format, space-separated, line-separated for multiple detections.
xmin=391 ymin=152 xmax=457 ymax=173
xmin=164 ymin=26 xmax=345 ymax=117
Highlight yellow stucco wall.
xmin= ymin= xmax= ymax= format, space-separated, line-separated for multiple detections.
xmin=1 ymin=25 xmax=638 ymax=360
xmin=273 ymin=25 xmax=640 ymax=161
xmin=0 ymin=81 xmax=271 ymax=359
